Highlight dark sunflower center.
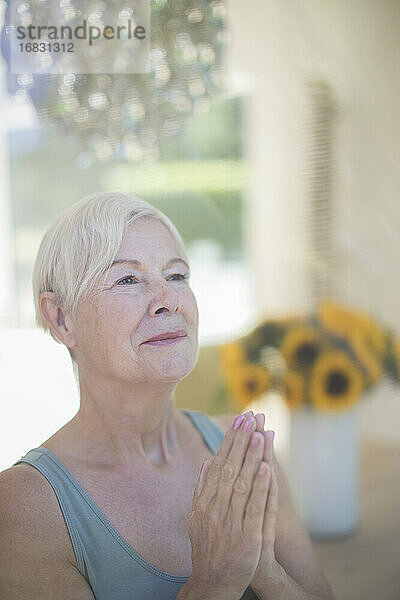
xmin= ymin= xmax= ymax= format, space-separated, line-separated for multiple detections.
xmin=295 ymin=342 xmax=318 ymax=366
xmin=246 ymin=378 xmax=258 ymax=392
xmin=326 ymin=370 xmax=349 ymax=396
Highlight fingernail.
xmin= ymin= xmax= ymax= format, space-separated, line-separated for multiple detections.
xmin=232 ymin=414 xmax=245 ymax=430
xmin=243 ymin=416 xmax=256 ymax=432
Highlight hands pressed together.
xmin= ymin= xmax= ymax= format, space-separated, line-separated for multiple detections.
xmin=186 ymin=411 xmax=281 ymax=600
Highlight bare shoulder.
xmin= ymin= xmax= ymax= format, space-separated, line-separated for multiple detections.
xmin=0 ymin=462 xmax=72 ymax=540
xmin=0 ymin=463 xmax=63 ymax=533
xmin=0 ymin=464 xmax=95 ymax=599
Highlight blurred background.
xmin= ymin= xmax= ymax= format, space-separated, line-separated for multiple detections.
xmin=1 ymin=1 xmax=400 ymax=598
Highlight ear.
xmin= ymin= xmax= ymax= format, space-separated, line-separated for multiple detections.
xmin=39 ymin=292 xmax=77 ymax=350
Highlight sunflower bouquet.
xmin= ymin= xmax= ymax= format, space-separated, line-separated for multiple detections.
xmin=219 ymin=300 xmax=400 ymax=414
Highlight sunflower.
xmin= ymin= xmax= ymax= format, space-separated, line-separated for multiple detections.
xmin=225 ymin=363 xmax=271 ymax=411
xmin=349 ymin=334 xmax=382 ymax=385
xmin=219 ymin=341 xmax=246 ymax=376
xmin=347 ymin=315 xmax=386 ymax=361
xmin=361 ymin=319 xmax=387 ymax=357
xmin=309 ymin=352 xmax=363 ymax=413
xmin=319 ymin=300 xmax=386 ymax=357
xmin=280 ymin=326 xmax=320 ymax=369
xmin=318 ymin=300 xmax=358 ymax=339
xmin=283 ymin=371 xmax=304 ymax=411
xmin=249 ymin=321 xmax=282 ymax=349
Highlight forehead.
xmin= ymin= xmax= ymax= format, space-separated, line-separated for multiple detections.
xmin=116 ymin=218 xmax=183 ymax=260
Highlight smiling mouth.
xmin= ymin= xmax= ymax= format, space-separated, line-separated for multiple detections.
xmin=142 ymin=335 xmax=187 ymax=346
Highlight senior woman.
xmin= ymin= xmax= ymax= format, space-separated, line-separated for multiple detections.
xmin=0 ymin=192 xmax=335 ymax=600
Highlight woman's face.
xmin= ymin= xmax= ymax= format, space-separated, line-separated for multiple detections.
xmin=71 ymin=218 xmax=199 ymax=384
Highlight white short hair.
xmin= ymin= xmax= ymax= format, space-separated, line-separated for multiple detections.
xmin=33 ymin=191 xmax=188 ymax=350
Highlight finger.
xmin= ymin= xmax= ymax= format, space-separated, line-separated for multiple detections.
xmin=210 ymin=416 xmax=259 ymax=515
xmin=262 ymin=464 xmax=279 ymax=547
xmin=268 ymin=465 xmax=279 ymax=512
xmin=242 ymin=410 xmax=254 ymax=420
xmin=263 ymin=430 xmax=275 ymax=464
xmin=193 ymin=459 xmax=211 ymax=503
xmin=197 ymin=414 xmax=246 ymax=505
xmin=255 ymin=412 xmax=265 ymax=432
xmin=242 ymin=460 xmax=271 ymax=536
xmin=223 ymin=414 xmax=258 ymax=482
xmin=228 ymin=430 xmax=265 ymax=518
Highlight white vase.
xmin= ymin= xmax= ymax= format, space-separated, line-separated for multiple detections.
xmin=287 ymin=403 xmax=360 ymax=539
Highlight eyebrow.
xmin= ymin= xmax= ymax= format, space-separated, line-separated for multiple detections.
xmin=110 ymin=257 xmax=190 ymax=270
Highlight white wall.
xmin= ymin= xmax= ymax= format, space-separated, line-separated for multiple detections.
xmin=226 ymin=0 xmax=400 ymax=441
xmin=227 ymin=0 xmax=400 ymax=321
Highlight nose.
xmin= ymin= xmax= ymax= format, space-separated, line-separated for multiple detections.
xmin=148 ymin=280 xmax=180 ymax=317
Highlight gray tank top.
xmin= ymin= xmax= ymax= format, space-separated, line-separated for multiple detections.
xmin=13 ymin=409 xmax=258 ymax=600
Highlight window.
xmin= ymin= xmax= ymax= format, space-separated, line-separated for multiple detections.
xmin=1 ymin=94 xmax=255 ymax=469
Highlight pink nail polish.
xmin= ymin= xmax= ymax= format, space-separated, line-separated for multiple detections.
xmin=243 ymin=416 xmax=256 ymax=432
xmin=232 ymin=414 xmax=245 ymax=430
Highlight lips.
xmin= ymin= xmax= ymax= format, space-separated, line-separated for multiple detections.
xmin=143 ymin=330 xmax=187 ymax=344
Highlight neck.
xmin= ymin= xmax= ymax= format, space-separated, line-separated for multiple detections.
xmin=69 ymin=370 xmax=185 ymax=472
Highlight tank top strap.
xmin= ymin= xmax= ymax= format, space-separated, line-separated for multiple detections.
xmin=181 ymin=409 xmax=225 ymax=455
xmin=12 ymin=417 xmax=259 ymax=599
xmin=13 ymin=448 xmax=87 ymax=578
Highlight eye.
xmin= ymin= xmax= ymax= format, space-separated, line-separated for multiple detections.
xmin=167 ymin=273 xmax=189 ymax=281
xmin=115 ymin=273 xmax=189 ymax=286
xmin=117 ymin=274 xmax=139 ymax=285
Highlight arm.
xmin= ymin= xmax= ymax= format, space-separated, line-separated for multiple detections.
xmin=269 ymin=457 xmax=336 ymax=600
xmin=211 ymin=414 xmax=336 ymax=600
xmin=0 ymin=465 xmax=96 ymax=600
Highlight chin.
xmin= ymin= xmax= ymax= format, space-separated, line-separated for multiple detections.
xmin=152 ymin=353 xmax=196 ymax=382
